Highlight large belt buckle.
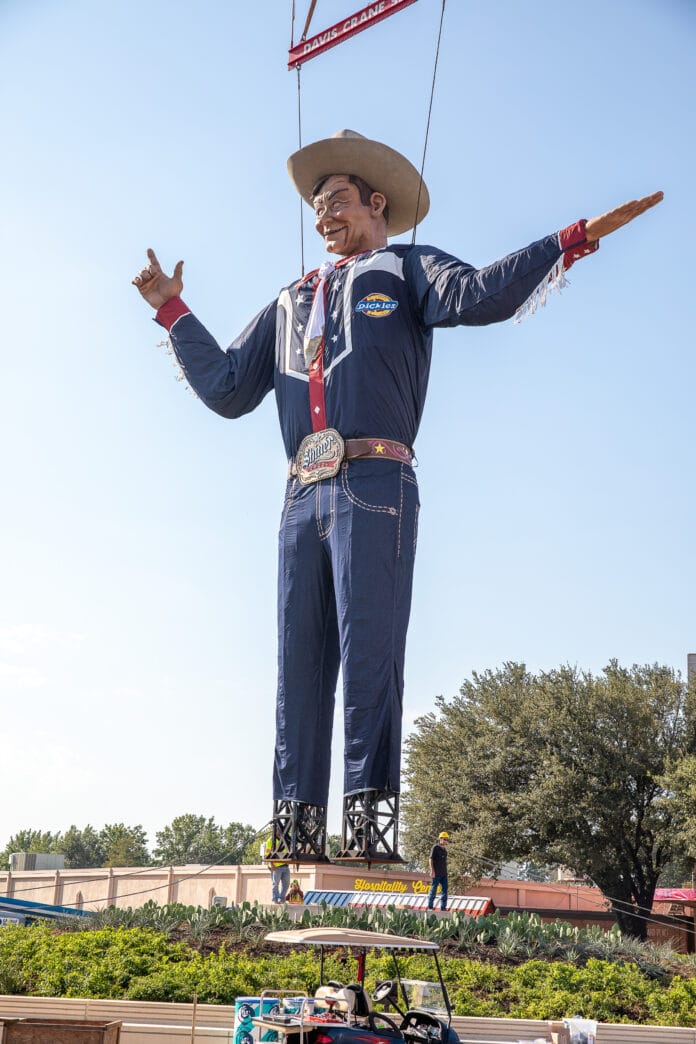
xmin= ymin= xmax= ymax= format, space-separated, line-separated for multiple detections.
xmin=296 ymin=429 xmax=345 ymax=485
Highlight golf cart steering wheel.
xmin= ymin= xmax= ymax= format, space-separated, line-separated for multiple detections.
xmin=372 ymin=980 xmax=397 ymax=1004
xmin=367 ymin=1012 xmax=401 ymax=1034
xmin=400 ymin=1011 xmax=444 ymax=1044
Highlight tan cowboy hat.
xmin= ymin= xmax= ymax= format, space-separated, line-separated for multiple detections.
xmin=287 ymin=129 xmax=430 ymax=237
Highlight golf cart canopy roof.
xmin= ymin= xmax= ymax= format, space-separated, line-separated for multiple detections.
xmin=264 ymin=927 xmax=440 ymax=950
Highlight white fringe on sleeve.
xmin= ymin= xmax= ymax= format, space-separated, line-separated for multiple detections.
xmin=156 ymin=338 xmax=200 ymax=399
xmin=513 ymin=257 xmax=568 ymax=324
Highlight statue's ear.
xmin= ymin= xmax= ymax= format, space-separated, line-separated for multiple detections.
xmin=370 ymin=191 xmax=387 ymax=218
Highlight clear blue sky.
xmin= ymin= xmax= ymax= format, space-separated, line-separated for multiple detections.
xmin=1 ymin=0 xmax=693 ymax=853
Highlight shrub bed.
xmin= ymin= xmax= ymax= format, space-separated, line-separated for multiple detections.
xmin=0 ymin=922 xmax=696 ymax=1025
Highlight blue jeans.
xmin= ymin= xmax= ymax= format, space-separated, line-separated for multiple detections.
xmin=273 ymin=460 xmax=420 ymax=806
xmin=271 ymin=864 xmax=290 ymax=903
xmin=428 ymin=875 xmax=448 ymax=911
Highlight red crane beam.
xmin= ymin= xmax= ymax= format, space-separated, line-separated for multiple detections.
xmin=288 ymin=0 xmax=419 ymax=70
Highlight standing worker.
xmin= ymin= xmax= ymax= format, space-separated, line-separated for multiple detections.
xmin=428 ymin=831 xmax=449 ymax=912
xmin=264 ymin=837 xmax=290 ymax=904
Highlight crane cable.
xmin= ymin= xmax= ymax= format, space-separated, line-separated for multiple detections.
xmin=412 ymin=0 xmax=446 ymax=244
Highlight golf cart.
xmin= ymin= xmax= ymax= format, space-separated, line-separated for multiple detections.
xmin=257 ymin=928 xmax=459 ymax=1044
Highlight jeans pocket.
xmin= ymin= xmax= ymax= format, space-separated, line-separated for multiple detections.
xmin=340 ymin=463 xmax=399 ymax=516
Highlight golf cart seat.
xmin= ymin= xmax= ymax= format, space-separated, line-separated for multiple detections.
xmin=315 ymin=985 xmax=355 ymax=1016
xmin=344 ymin=983 xmax=373 ymax=1018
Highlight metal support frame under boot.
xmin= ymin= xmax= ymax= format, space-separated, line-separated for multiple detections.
xmin=335 ymin=789 xmax=405 ymax=863
xmin=268 ymin=800 xmax=330 ymax=863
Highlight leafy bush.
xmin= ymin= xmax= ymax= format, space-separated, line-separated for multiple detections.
xmin=645 ymin=975 xmax=696 ymax=1026
xmin=3 ymin=909 xmax=696 ymax=1025
xmin=0 ymin=923 xmax=190 ymax=999
xmin=506 ymin=959 xmax=654 ymax=1023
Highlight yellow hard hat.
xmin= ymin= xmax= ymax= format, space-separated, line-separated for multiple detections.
xmin=439 ymin=831 xmax=449 ymax=840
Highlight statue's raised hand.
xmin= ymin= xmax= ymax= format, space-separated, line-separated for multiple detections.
xmin=132 ymin=248 xmax=184 ymax=309
xmin=585 ymin=191 xmax=663 ymax=242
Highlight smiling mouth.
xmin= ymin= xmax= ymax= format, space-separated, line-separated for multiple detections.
xmin=324 ymin=226 xmax=347 ymax=238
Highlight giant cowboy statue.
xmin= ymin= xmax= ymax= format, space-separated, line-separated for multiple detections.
xmin=133 ymin=130 xmax=662 ymax=864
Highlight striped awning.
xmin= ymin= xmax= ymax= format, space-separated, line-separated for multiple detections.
xmin=303 ymin=890 xmax=494 ymax=915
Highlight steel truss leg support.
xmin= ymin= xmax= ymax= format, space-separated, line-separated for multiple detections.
xmin=269 ymin=800 xmax=330 ymax=863
xmin=336 ymin=789 xmax=405 ymax=863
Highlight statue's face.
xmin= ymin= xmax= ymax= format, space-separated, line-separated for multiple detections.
xmin=312 ymin=174 xmax=387 ymax=256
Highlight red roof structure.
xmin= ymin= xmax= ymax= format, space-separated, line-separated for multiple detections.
xmin=653 ymin=888 xmax=696 ymax=904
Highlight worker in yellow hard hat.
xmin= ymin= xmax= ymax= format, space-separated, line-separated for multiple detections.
xmin=427 ymin=830 xmax=449 ymax=912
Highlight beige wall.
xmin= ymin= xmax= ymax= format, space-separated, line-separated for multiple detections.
xmin=0 ymin=863 xmax=609 ymax=913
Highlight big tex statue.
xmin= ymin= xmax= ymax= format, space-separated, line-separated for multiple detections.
xmin=133 ymin=130 xmax=662 ymax=863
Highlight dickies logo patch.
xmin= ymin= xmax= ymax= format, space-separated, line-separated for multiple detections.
xmin=356 ymin=292 xmax=399 ymax=318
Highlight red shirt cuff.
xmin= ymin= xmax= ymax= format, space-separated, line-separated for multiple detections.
xmin=559 ymin=219 xmax=599 ymax=270
xmin=155 ymin=297 xmax=191 ymax=330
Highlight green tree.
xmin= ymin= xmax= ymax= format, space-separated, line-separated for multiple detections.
xmin=220 ymin=822 xmax=257 ymax=864
xmin=153 ymin=814 xmax=254 ymax=865
xmin=242 ymin=829 xmax=269 ymax=864
xmin=656 ymin=854 xmax=695 ymax=888
xmin=61 ymin=825 xmax=105 ymax=868
xmin=660 ymin=754 xmax=696 ymax=858
xmin=0 ymin=829 xmax=61 ymax=869
xmin=402 ymin=661 xmax=696 ymax=939
xmin=154 ymin=815 xmax=222 ymax=864
xmin=100 ymin=823 xmax=150 ymax=866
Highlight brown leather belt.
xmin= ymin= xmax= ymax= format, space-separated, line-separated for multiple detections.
xmin=344 ymin=437 xmax=413 ymax=465
xmin=289 ymin=435 xmax=413 ymax=480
